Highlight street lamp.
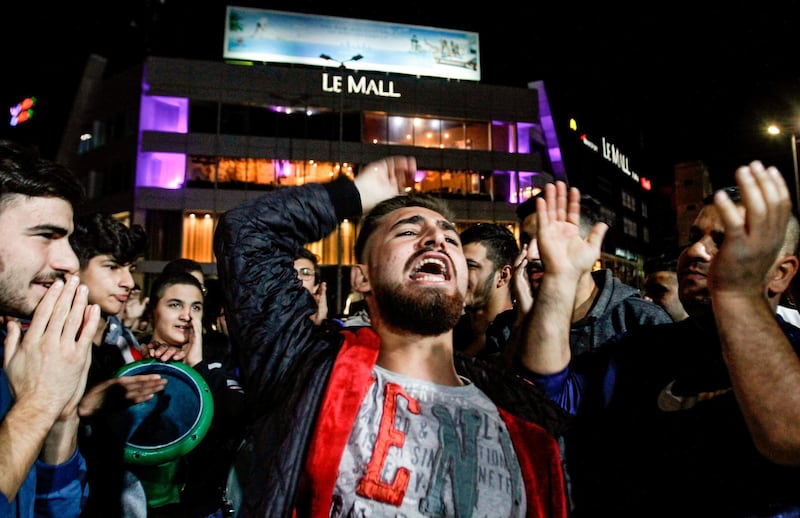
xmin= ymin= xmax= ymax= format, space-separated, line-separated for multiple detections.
xmin=319 ymin=53 xmax=363 ymax=317
xmin=319 ymin=53 xmax=363 ymax=165
xmin=767 ymin=124 xmax=800 ymax=211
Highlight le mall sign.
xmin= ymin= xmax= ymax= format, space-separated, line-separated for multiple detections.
xmin=580 ymin=133 xmax=639 ymax=182
xmin=321 ymin=72 xmax=401 ymax=98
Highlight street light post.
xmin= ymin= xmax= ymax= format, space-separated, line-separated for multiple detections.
xmin=320 ymin=53 xmax=363 ymax=166
xmin=320 ymin=53 xmax=363 ymax=317
xmin=767 ymin=124 xmax=800 ymax=212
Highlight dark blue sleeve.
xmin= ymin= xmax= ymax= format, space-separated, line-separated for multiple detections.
xmin=518 ymin=338 xmax=622 ymax=416
xmin=520 ymin=368 xmax=588 ymax=416
xmin=34 ymin=448 xmax=89 ymax=518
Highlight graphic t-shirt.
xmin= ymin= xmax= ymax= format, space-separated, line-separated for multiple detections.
xmin=333 ymin=365 xmax=526 ymax=517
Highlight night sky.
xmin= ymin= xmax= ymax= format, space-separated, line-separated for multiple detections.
xmin=4 ymin=1 xmax=800 ymax=191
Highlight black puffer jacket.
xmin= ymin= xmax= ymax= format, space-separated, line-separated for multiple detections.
xmin=215 ymin=178 xmax=359 ymax=518
xmin=214 ymin=177 xmax=571 ymax=517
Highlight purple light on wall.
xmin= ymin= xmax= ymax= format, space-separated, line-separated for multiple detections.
xmin=139 ymin=95 xmax=188 ymax=133
xmin=137 ymin=152 xmax=187 ymax=189
xmin=548 ymin=146 xmax=562 ymax=165
xmin=517 ymin=122 xmax=533 ymax=154
xmin=275 ymin=159 xmax=292 ymax=178
xmin=530 ymin=80 xmax=566 ymax=181
xmin=136 ymin=94 xmax=189 ymax=188
xmin=506 ymin=169 xmax=518 ymax=203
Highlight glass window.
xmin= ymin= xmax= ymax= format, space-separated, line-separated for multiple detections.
xmin=189 ymin=101 xmax=218 ymax=133
xmin=364 ymin=112 xmax=388 ymax=144
xmin=220 ymin=105 xmax=251 ymax=135
xmin=491 ymin=122 xmax=513 ymax=152
xmin=621 ymin=190 xmax=637 ymax=211
xmin=387 ymin=116 xmax=414 ymax=146
xmin=623 ymin=216 xmax=638 ymax=237
xmin=441 ymin=119 xmax=464 ymax=149
xmin=465 ymin=121 xmax=490 ymax=151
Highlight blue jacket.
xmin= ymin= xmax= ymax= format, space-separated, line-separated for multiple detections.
xmin=0 ymin=369 xmax=88 ymax=518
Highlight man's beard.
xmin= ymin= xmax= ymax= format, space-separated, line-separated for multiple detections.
xmin=465 ymin=274 xmax=493 ymax=312
xmin=679 ymin=279 xmax=712 ymax=319
xmin=375 ymin=283 xmax=464 ymax=336
xmin=0 ymin=288 xmax=32 ymax=318
xmin=680 ymin=293 xmax=713 ymax=320
xmin=0 ymin=270 xmax=38 ymax=318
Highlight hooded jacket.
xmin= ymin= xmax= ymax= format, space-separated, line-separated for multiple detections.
xmin=569 ymin=269 xmax=672 ymax=357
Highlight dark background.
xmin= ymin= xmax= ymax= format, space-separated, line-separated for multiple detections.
xmin=4 ymin=1 xmax=800 ymax=191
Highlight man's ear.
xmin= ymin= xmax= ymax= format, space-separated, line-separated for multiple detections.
xmin=497 ymin=264 xmax=513 ymax=289
xmin=768 ymin=254 xmax=800 ymax=299
xmin=350 ymin=264 xmax=371 ymax=294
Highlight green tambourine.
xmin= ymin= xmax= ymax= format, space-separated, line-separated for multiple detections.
xmin=114 ymin=359 xmax=214 ymax=466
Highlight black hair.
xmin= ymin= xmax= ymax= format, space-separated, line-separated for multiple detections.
xmin=0 ymin=140 xmax=85 ymax=212
xmin=70 ymin=212 xmax=147 ymax=269
xmin=354 ymin=193 xmax=454 ymax=263
xmin=295 ymin=247 xmax=321 ymax=283
xmin=295 ymin=247 xmax=319 ymax=266
xmin=145 ymin=270 xmax=204 ymax=317
xmin=516 ymin=190 xmax=606 ymax=245
xmin=703 ymin=186 xmax=741 ymax=205
xmin=459 ymin=223 xmax=519 ymax=270
xmin=515 ymin=195 xmax=539 ymax=222
xmin=518 ymin=190 xmax=602 ymax=224
xmin=163 ymin=257 xmax=204 ymax=276
xmin=701 ymin=185 xmax=800 ymax=256
xmin=643 ymin=252 xmax=679 ymax=275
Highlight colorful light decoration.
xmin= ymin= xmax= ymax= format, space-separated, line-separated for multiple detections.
xmin=9 ymin=97 xmax=36 ymax=126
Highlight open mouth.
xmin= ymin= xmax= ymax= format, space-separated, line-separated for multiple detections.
xmin=410 ymin=257 xmax=449 ymax=282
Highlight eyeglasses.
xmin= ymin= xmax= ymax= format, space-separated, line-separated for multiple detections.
xmin=296 ymin=267 xmax=315 ymax=280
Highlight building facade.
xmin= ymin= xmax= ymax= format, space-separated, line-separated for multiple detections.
xmin=62 ymin=55 xmax=666 ymax=313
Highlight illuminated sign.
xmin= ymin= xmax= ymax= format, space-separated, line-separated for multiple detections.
xmin=601 ymin=138 xmax=636 ymax=180
xmin=9 ymin=97 xmax=36 ymax=126
xmin=322 ymin=73 xmax=401 ymax=98
xmin=580 ymin=134 xmax=638 ymax=181
xmin=224 ymin=7 xmax=480 ymax=81
xmin=569 ymin=117 xmax=643 ymax=183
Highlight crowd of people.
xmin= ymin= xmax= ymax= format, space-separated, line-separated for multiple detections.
xmin=1 ymin=138 xmax=800 ymax=517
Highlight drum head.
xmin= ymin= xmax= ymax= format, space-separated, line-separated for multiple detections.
xmin=114 ymin=359 xmax=214 ymax=466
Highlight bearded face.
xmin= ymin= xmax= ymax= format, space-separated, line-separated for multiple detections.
xmin=373 ymin=277 xmax=464 ymax=335
xmin=0 ymin=197 xmax=79 ymax=318
xmin=464 ymin=271 xmax=494 ymax=312
xmin=358 ymin=205 xmax=468 ymax=336
xmin=676 ymin=204 xmax=728 ymax=320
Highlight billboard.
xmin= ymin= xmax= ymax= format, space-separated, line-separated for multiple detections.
xmin=223 ymin=7 xmax=480 ymax=81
